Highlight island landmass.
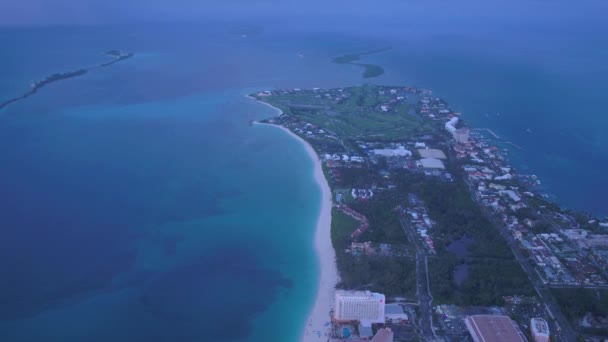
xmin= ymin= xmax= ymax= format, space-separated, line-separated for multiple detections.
xmin=0 ymin=50 xmax=134 ymax=110
xmin=332 ymin=47 xmax=391 ymax=79
xmin=251 ymin=85 xmax=608 ymax=342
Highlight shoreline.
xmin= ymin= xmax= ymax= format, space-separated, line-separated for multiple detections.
xmin=248 ymin=96 xmax=338 ymax=342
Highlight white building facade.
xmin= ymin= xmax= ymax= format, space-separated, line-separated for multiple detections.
xmin=530 ymin=318 xmax=550 ymax=342
xmin=372 ymin=148 xmax=412 ymax=158
xmin=445 ymin=117 xmax=469 ymax=144
xmin=334 ymin=290 xmax=385 ymax=323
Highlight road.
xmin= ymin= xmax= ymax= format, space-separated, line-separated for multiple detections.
xmin=397 ymin=151 xmax=579 ymax=342
xmin=496 ymin=217 xmax=576 ymax=342
xmin=399 ymin=214 xmax=437 ymax=341
xmin=461 ymin=178 xmax=578 ymax=342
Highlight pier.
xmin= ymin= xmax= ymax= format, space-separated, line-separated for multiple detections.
xmin=475 ymin=128 xmax=500 ymax=139
xmin=505 ymin=142 xmax=523 ymax=150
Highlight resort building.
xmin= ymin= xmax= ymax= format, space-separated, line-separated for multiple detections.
xmin=464 ymin=315 xmax=526 ymax=342
xmin=454 ymin=128 xmax=470 ymax=144
xmin=352 ymin=188 xmax=374 ymax=199
xmin=419 ymin=158 xmax=446 ymax=169
xmin=445 ymin=117 xmax=459 ymax=134
xmin=334 ymin=290 xmax=385 ymax=324
xmin=530 ymin=318 xmax=550 ymax=342
xmin=372 ymin=148 xmax=412 ymax=158
xmin=445 ymin=117 xmax=470 ymax=144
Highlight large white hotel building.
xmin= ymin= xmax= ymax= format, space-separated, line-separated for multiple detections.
xmin=334 ymin=290 xmax=385 ymax=323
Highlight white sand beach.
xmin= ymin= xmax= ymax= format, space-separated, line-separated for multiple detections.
xmin=276 ymin=124 xmax=338 ymax=342
xmin=249 ymin=95 xmax=338 ymax=342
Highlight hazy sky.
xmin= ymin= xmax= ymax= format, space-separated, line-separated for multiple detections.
xmin=1 ymin=0 xmax=607 ymax=28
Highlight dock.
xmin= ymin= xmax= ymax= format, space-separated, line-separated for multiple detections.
xmin=475 ymin=128 xmax=500 ymax=139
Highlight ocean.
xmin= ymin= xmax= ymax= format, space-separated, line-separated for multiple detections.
xmin=0 ymin=24 xmax=344 ymax=342
xmin=0 ymin=13 xmax=607 ymax=341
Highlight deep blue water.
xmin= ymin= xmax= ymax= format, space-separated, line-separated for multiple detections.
xmin=372 ymin=24 xmax=608 ymax=215
xmin=0 ymin=24 xmax=353 ymax=342
xmin=0 ymin=13 xmax=607 ymax=341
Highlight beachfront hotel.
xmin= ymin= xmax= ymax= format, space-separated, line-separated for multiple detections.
xmin=334 ymin=290 xmax=385 ymax=323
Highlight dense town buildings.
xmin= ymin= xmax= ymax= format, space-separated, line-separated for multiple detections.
xmin=255 ymin=85 xmax=608 ymax=341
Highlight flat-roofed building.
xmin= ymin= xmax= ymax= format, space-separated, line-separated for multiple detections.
xmin=419 ymin=158 xmax=445 ymax=169
xmin=418 ymin=148 xmax=447 ymax=159
xmin=373 ymin=148 xmax=412 ymax=158
xmin=385 ymin=303 xmax=408 ymax=323
xmin=464 ymin=315 xmax=526 ymax=342
xmin=334 ymin=290 xmax=385 ymax=323
xmin=530 ymin=318 xmax=550 ymax=342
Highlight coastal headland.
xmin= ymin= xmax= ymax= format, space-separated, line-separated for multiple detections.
xmin=0 ymin=50 xmax=134 ymax=110
xmin=251 ymin=85 xmax=608 ymax=341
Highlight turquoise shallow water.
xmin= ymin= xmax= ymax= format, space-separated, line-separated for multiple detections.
xmin=0 ymin=25 xmax=343 ymax=341
xmin=0 ymin=87 xmax=322 ymax=341
xmin=1 ymin=14 xmax=607 ymax=341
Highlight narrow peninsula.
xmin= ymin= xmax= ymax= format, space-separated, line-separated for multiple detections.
xmin=0 ymin=50 xmax=134 ymax=110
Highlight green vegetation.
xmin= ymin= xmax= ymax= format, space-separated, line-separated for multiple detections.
xmin=105 ymin=50 xmax=122 ymax=56
xmin=429 ymin=257 xmax=532 ymax=306
xmin=331 ymin=46 xmax=392 ymax=64
xmin=329 ymin=166 xmax=535 ymax=303
xmin=552 ymin=288 xmax=608 ymax=335
xmin=331 ymin=46 xmax=391 ymax=79
xmin=2 ymin=50 xmax=134 ymax=110
xmin=334 ymin=167 xmax=383 ymax=189
xmin=527 ymin=221 xmax=554 ymax=234
xmin=1 ymin=69 xmax=88 ymax=110
xmin=428 ymin=257 xmax=459 ymax=303
xmin=398 ymin=171 xmax=536 ymax=305
xmin=336 ymin=254 xmax=417 ymax=298
xmin=331 ymin=208 xmax=360 ymax=247
xmin=263 ymin=85 xmax=435 ymax=139
xmin=332 ymin=54 xmax=361 ymax=64
xmin=353 ymin=192 xmax=407 ymax=244
xmin=525 ymin=194 xmax=563 ymax=213
xmin=331 ymin=185 xmax=416 ymax=297
xmin=458 ymin=259 xmax=535 ymax=304
xmin=261 ymin=85 xmax=536 ymax=306
xmin=413 ymin=178 xmax=512 ymax=258
xmin=357 ymin=64 xmax=384 ymax=78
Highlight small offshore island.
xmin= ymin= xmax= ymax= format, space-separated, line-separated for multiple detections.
xmin=0 ymin=50 xmax=134 ymax=110
xmin=251 ymin=85 xmax=608 ymax=342
xmin=332 ymin=47 xmax=391 ymax=79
